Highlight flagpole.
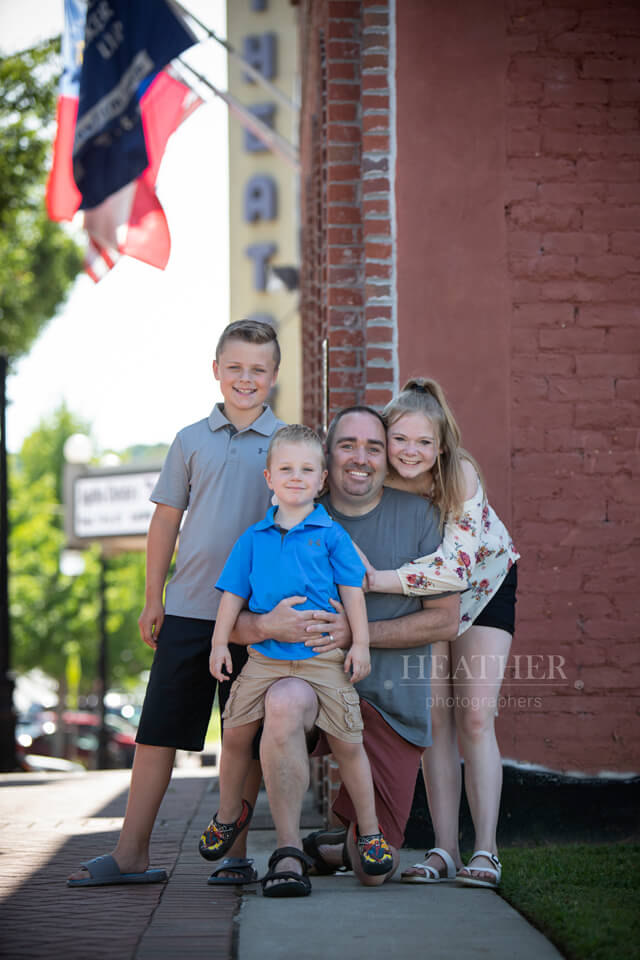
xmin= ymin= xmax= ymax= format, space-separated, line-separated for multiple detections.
xmin=174 ymin=58 xmax=300 ymax=171
xmin=172 ymin=0 xmax=300 ymax=113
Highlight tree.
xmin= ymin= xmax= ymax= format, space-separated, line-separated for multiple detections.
xmin=0 ymin=39 xmax=83 ymax=359
xmin=9 ymin=407 xmax=154 ymax=701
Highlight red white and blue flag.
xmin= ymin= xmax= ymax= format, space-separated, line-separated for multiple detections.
xmin=46 ymin=0 xmax=201 ymax=281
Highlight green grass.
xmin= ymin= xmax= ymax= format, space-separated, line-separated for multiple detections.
xmin=497 ymin=844 xmax=640 ymax=960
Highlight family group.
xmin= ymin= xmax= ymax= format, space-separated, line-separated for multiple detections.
xmin=67 ymin=319 xmax=518 ymax=897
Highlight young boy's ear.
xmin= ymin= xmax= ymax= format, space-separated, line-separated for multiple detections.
xmin=318 ymin=469 xmax=328 ymax=496
xmin=264 ymin=467 xmax=273 ymax=490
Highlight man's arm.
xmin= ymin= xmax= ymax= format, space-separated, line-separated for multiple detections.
xmin=230 ymin=591 xmax=460 ymax=651
xmin=369 ymin=594 xmax=459 ymax=648
xmin=303 ymin=592 xmax=460 ymax=653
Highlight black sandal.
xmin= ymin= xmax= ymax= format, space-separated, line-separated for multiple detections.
xmin=207 ymin=857 xmax=258 ymax=886
xmin=302 ymin=827 xmax=352 ymax=875
xmin=198 ymin=799 xmax=253 ymax=862
xmin=261 ymin=846 xmax=314 ymax=898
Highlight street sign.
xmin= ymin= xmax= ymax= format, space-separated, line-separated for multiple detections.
xmin=72 ymin=469 xmax=160 ymax=539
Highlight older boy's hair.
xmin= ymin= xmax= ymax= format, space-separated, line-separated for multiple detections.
xmin=266 ymin=424 xmax=326 ymax=468
xmin=215 ymin=319 xmax=281 ymax=368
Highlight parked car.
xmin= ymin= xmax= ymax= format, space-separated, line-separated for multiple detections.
xmin=16 ymin=709 xmax=137 ymax=769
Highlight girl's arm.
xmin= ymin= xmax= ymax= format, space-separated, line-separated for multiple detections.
xmin=210 ymin=591 xmax=246 ymax=681
xmin=368 ymin=462 xmax=481 ymax=597
xmin=337 ymin=584 xmax=370 ymax=683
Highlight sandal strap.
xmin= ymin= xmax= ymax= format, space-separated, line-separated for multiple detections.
xmin=465 ymin=850 xmax=502 ymax=880
xmin=410 ymin=861 xmax=440 ymax=879
xmin=267 ymin=846 xmax=314 ymax=874
xmin=468 ymin=849 xmax=501 ymax=868
xmin=425 ymin=847 xmax=457 ymax=879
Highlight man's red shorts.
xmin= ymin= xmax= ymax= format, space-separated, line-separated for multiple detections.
xmin=314 ymin=699 xmax=424 ymax=849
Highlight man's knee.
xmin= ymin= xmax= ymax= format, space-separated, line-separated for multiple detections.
xmin=263 ymin=678 xmax=318 ymax=736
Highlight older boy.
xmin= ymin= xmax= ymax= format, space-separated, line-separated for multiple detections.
xmin=68 ymin=320 xmax=284 ymax=888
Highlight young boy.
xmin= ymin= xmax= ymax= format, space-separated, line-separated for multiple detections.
xmin=68 ymin=319 xmax=284 ymax=888
xmin=198 ymin=425 xmax=393 ymax=896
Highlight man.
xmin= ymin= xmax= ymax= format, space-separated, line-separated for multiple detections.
xmin=233 ymin=407 xmax=460 ymax=890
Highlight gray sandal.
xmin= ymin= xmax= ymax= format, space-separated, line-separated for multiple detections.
xmin=67 ymin=854 xmax=167 ymax=887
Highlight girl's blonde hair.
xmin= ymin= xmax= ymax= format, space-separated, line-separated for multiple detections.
xmin=382 ymin=377 xmax=484 ymax=525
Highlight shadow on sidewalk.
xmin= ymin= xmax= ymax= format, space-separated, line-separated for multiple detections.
xmin=0 ymin=770 xmax=239 ymax=960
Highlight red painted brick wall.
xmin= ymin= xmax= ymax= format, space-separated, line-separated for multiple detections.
xmin=299 ymin=0 xmax=640 ymax=781
xmin=504 ymin=0 xmax=640 ymax=772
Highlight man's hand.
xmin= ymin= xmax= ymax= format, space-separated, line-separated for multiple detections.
xmin=138 ymin=599 xmax=165 ymax=650
xmin=210 ymin=644 xmax=233 ymax=682
xmin=304 ymin=598 xmax=352 ymax=653
xmin=239 ymin=596 xmax=321 ymax=645
xmin=344 ymin=644 xmax=371 ymax=684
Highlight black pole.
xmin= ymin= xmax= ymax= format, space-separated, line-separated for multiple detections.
xmin=0 ymin=353 xmax=17 ymax=771
xmin=97 ymin=551 xmax=109 ymax=769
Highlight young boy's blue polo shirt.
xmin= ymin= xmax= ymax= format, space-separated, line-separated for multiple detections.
xmin=216 ymin=503 xmax=365 ymax=661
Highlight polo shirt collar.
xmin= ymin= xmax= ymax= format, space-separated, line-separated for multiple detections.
xmin=255 ymin=503 xmax=332 ymax=532
xmin=208 ymin=403 xmax=279 ymax=436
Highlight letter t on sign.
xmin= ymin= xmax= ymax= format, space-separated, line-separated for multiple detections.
xmin=246 ymin=243 xmax=277 ymax=291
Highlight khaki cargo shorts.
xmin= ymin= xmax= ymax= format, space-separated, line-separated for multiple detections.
xmin=221 ymin=647 xmax=364 ymax=743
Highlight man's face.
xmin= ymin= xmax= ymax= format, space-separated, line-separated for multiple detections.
xmin=327 ymin=411 xmax=387 ymax=512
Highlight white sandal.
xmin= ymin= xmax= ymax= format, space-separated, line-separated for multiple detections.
xmin=456 ymin=849 xmax=502 ymax=889
xmin=401 ymin=847 xmax=457 ymax=884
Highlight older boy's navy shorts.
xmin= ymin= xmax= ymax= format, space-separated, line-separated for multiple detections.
xmin=136 ymin=614 xmax=248 ymax=752
xmin=472 ymin=564 xmax=517 ymax=635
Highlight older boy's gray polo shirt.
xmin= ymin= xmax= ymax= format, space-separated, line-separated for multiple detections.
xmin=151 ymin=403 xmax=284 ymax=620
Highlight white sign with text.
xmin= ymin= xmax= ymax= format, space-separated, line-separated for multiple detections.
xmin=73 ymin=471 xmax=160 ymax=538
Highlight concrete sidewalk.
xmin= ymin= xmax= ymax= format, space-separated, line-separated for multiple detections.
xmin=0 ymin=768 xmax=563 ymax=960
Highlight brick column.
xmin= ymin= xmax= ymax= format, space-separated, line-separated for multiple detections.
xmin=362 ymin=0 xmax=397 ymax=406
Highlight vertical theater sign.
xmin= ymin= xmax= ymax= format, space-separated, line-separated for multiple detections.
xmin=228 ymin=0 xmax=301 ymax=422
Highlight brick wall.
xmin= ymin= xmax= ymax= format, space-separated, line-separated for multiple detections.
xmin=299 ymin=0 xmax=640 ymax=796
xmin=299 ymin=0 xmax=397 ymax=431
xmin=504 ymin=0 xmax=640 ymax=771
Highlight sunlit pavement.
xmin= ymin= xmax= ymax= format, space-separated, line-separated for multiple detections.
xmin=0 ymin=768 xmax=562 ymax=960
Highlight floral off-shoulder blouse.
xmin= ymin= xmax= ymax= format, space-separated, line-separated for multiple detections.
xmin=396 ymin=481 xmax=520 ymax=636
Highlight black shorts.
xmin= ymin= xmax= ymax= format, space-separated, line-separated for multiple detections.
xmin=472 ymin=563 xmax=518 ymax=635
xmin=136 ymin=615 xmax=248 ymax=752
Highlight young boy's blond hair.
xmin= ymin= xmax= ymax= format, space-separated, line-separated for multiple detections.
xmin=266 ymin=424 xmax=326 ymax=469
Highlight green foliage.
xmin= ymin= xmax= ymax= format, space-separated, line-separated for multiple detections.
xmin=499 ymin=844 xmax=640 ymax=960
xmin=9 ymin=406 xmax=153 ymax=696
xmin=20 ymin=401 xmax=90 ymax=502
xmin=0 ymin=39 xmax=83 ymax=359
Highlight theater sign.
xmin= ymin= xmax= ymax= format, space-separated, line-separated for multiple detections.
xmin=228 ymin=0 xmax=301 ymax=424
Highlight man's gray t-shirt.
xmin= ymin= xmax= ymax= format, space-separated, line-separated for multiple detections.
xmin=151 ymin=404 xmax=284 ymax=620
xmin=321 ymin=488 xmax=441 ymax=748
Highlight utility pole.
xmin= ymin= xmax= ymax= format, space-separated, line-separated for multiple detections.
xmin=0 ymin=353 xmax=17 ymax=771
xmin=97 ymin=551 xmax=109 ymax=769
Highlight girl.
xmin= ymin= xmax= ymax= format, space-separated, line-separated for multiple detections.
xmin=363 ymin=378 xmax=519 ymax=889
